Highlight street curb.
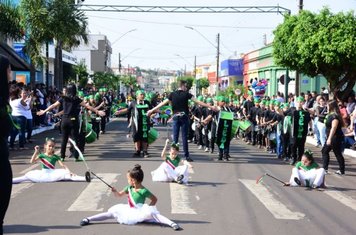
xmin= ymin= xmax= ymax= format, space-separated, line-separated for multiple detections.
xmin=306 ymin=136 xmax=356 ymax=159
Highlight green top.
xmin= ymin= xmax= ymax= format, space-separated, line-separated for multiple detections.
xmin=124 ymin=185 xmax=153 ymax=204
xmin=39 ymin=153 xmax=61 ymax=169
xmin=295 ymin=161 xmax=319 ymax=171
xmin=166 ymin=155 xmax=181 ymax=167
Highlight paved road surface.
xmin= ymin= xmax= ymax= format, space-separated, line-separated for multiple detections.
xmin=5 ymin=118 xmax=356 ymax=235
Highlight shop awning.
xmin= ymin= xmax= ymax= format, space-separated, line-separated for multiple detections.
xmin=0 ymin=42 xmax=31 ymax=71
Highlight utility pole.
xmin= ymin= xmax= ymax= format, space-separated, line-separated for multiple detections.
xmin=295 ymin=0 xmax=303 ymax=96
xmin=193 ymin=55 xmax=196 ymax=79
xmin=216 ymin=33 xmax=220 ymax=94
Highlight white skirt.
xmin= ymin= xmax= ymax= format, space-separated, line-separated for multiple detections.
xmin=151 ymin=162 xmax=189 ymax=183
xmin=108 ymin=203 xmax=159 ymax=225
xmin=24 ymin=169 xmax=85 ymax=183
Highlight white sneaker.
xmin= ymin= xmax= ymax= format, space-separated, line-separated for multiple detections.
xmin=198 ymin=145 xmax=203 ymax=150
xmin=204 ymin=147 xmax=209 ymax=152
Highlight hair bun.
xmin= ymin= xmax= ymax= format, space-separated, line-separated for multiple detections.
xmin=133 ymin=164 xmax=141 ymax=170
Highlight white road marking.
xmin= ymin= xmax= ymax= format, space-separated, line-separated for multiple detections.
xmin=67 ymin=173 xmax=118 ymax=212
xmin=324 ymin=189 xmax=356 ymax=211
xmin=170 ymin=183 xmax=197 ymax=214
xmin=11 ymin=183 xmax=33 ymax=199
xmin=240 ymin=179 xmax=305 ymax=220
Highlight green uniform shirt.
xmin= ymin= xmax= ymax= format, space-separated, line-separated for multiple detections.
xmin=39 ymin=153 xmax=61 ymax=169
xmin=166 ymin=155 xmax=181 ymax=167
xmin=295 ymin=161 xmax=319 ymax=171
xmin=124 ymin=185 xmax=153 ymax=204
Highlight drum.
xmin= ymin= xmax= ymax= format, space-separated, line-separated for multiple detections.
xmin=85 ymin=123 xmax=97 ymax=143
xmin=237 ymin=120 xmax=252 ymax=132
xmin=219 ymin=111 xmax=234 ymax=121
xmin=254 ymin=125 xmax=261 ymax=132
xmin=269 ymin=132 xmax=276 ymax=143
xmin=148 ymin=128 xmax=159 ymax=144
xmin=231 ymin=120 xmax=239 ymax=138
xmin=191 ymin=123 xmax=196 ymax=131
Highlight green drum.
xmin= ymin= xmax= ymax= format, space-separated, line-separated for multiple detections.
xmin=237 ymin=120 xmax=252 ymax=132
xmin=231 ymin=120 xmax=239 ymax=139
xmin=85 ymin=123 xmax=97 ymax=144
xmin=147 ymin=128 xmax=159 ymax=144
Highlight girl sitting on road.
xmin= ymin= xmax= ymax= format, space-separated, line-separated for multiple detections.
xmin=80 ymin=164 xmax=182 ymax=230
xmin=285 ymin=150 xmax=326 ymax=188
xmin=12 ymin=138 xmax=85 ymax=183
xmin=151 ymin=139 xmax=193 ymax=184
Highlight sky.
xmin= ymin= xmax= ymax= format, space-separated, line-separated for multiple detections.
xmin=82 ymin=0 xmax=356 ymax=71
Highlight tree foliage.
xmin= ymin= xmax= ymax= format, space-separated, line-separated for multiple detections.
xmin=91 ymin=72 xmax=120 ymax=91
xmin=273 ymin=7 xmax=356 ymax=100
xmin=217 ymin=84 xmax=245 ymax=101
xmin=0 ymin=0 xmax=23 ymax=41
xmin=74 ymin=61 xmax=89 ymax=89
xmin=177 ymin=76 xmax=195 ymax=90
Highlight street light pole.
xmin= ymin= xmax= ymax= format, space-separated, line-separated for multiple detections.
xmin=216 ymin=33 xmax=220 ymax=95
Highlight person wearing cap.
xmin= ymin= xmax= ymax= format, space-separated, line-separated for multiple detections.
xmin=147 ymin=80 xmax=216 ymax=162
xmin=95 ymin=88 xmax=109 ymax=134
xmin=116 ymin=90 xmax=152 ymax=158
xmin=247 ymin=98 xmax=262 ymax=145
xmin=281 ymin=102 xmax=293 ymax=161
xmin=270 ymin=101 xmax=284 ymax=158
xmin=289 ymin=96 xmax=311 ymax=165
xmin=192 ymin=96 xmax=204 ymax=150
xmin=201 ymin=97 xmax=214 ymax=152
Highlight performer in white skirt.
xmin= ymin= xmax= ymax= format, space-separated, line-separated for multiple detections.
xmin=151 ymin=139 xmax=192 ymax=184
xmin=13 ymin=138 xmax=85 ymax=183
xmin=80 ymin=164 xmax=181 ymax=230
xmin=286 ymin=150 xmax=326 ymax=188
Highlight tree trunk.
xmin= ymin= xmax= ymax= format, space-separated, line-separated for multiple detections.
xmin=54 ymin=41 xmax=63 ymax=90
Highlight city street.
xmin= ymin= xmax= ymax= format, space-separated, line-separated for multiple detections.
xmin=5 ymin=118 xmax=356 ymax=235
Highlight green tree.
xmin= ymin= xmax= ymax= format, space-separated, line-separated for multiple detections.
xmin=20 ymin=0 xmax=88 ymax=88
xmin=91 ymin=72 xmax=120 ymax=91
xmin=197 ymin=77 xmax=210 ymax=94
xmin=273 ymin=8 xmax=356 ymax=100
xmin=0 ymin=0 xmax=23 ymax=41
xmin=73 ymin=61 xmax=89 ymax=88
xmin=170 ymin=81 xmax=178 ymax=91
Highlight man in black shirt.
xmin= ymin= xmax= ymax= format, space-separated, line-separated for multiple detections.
xmin=147 ymin=80 xmax=216 ymax=162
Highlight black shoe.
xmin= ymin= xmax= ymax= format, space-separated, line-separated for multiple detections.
xmin=80 ymin=218 xmax=90 ymax=226
xmin=289 ymin=159 xmax=296 ymax=165
xmin=294 ymin=177 xmax=301 ymax=186
xmin=218 ymin=154 xmax=223 ymax=161
xmin=335 ymin=170 xmax=345 ymax=175
xmin=186 ymin=157 xmax=194 ymax=162
xmin=223 ymin=154 xmax=229 ymax=161
xmin=176 ymin=175 xmax=184 ymax=184
xmin=61 ymin=157 xmax=65 ymax=162
xmin=132 ymin=151 xmax=141 ymax=158
xmin=143 ymin=151 xmax=149 ymax=158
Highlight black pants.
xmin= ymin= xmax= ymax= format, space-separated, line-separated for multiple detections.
xmin=195 ymin=126 xmax=203 ymax=146
xmin=91 ymin=119 xmax=100 ymax=139
xmin=100 ymin=115 xmax=107 ymax=132
xmin=282 ymin=133 xmax=291 ymax=159
xmin=322 ymin=138 xmax=345 ymax=173
xmin=0 ymin=138 xmax=12 ymax=235
xmin=291 ymin=136 xmax=306 ymax=162
xmin=61 ymin=117 xmax=79 ymax=159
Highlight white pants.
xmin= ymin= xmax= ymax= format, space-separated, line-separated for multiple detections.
xmin=289 ymin=168 xmax=325 ymax=187
xmin=151 ymin=162 xmax=189 ymax=183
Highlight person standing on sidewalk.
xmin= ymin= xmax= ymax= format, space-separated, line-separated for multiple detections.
xmin=147 ymin=80 xmax=216 ymax=162
xmin=0 ymin=54 xmax=13 ymax=235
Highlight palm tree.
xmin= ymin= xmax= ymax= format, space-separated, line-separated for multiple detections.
xmin=20 ymin=0 xmax=88 ymax=89
xmin=0 ymin=0 xmax=22 ymax=41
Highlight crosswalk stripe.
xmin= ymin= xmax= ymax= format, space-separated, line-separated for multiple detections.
xmin=239 ymin=179 xmax=305 ymax=220
xmin=20 ymin=164 xmax=39 ymax=174
xmin=11 ymin=183 xmax=33 ymax=199
xmin=67 ymin=173 xmax=118 ymax=212
xmin=170 ymin=183 xmax=197 ymax=214
xmin=324 ymin=189 xmax=356 ymax=211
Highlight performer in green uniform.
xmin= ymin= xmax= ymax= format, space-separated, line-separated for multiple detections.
xmin=116 ymin=90 xmax=152 ymax=158
xmin=80 ymin=164 xmax=181 ymax=230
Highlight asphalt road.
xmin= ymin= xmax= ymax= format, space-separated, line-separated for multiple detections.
xmin=5 ymin=118 xmax=356 ymax=235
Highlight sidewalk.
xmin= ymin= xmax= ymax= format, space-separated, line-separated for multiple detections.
xmin=306 ymin=136 xmax=356 ymax=158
